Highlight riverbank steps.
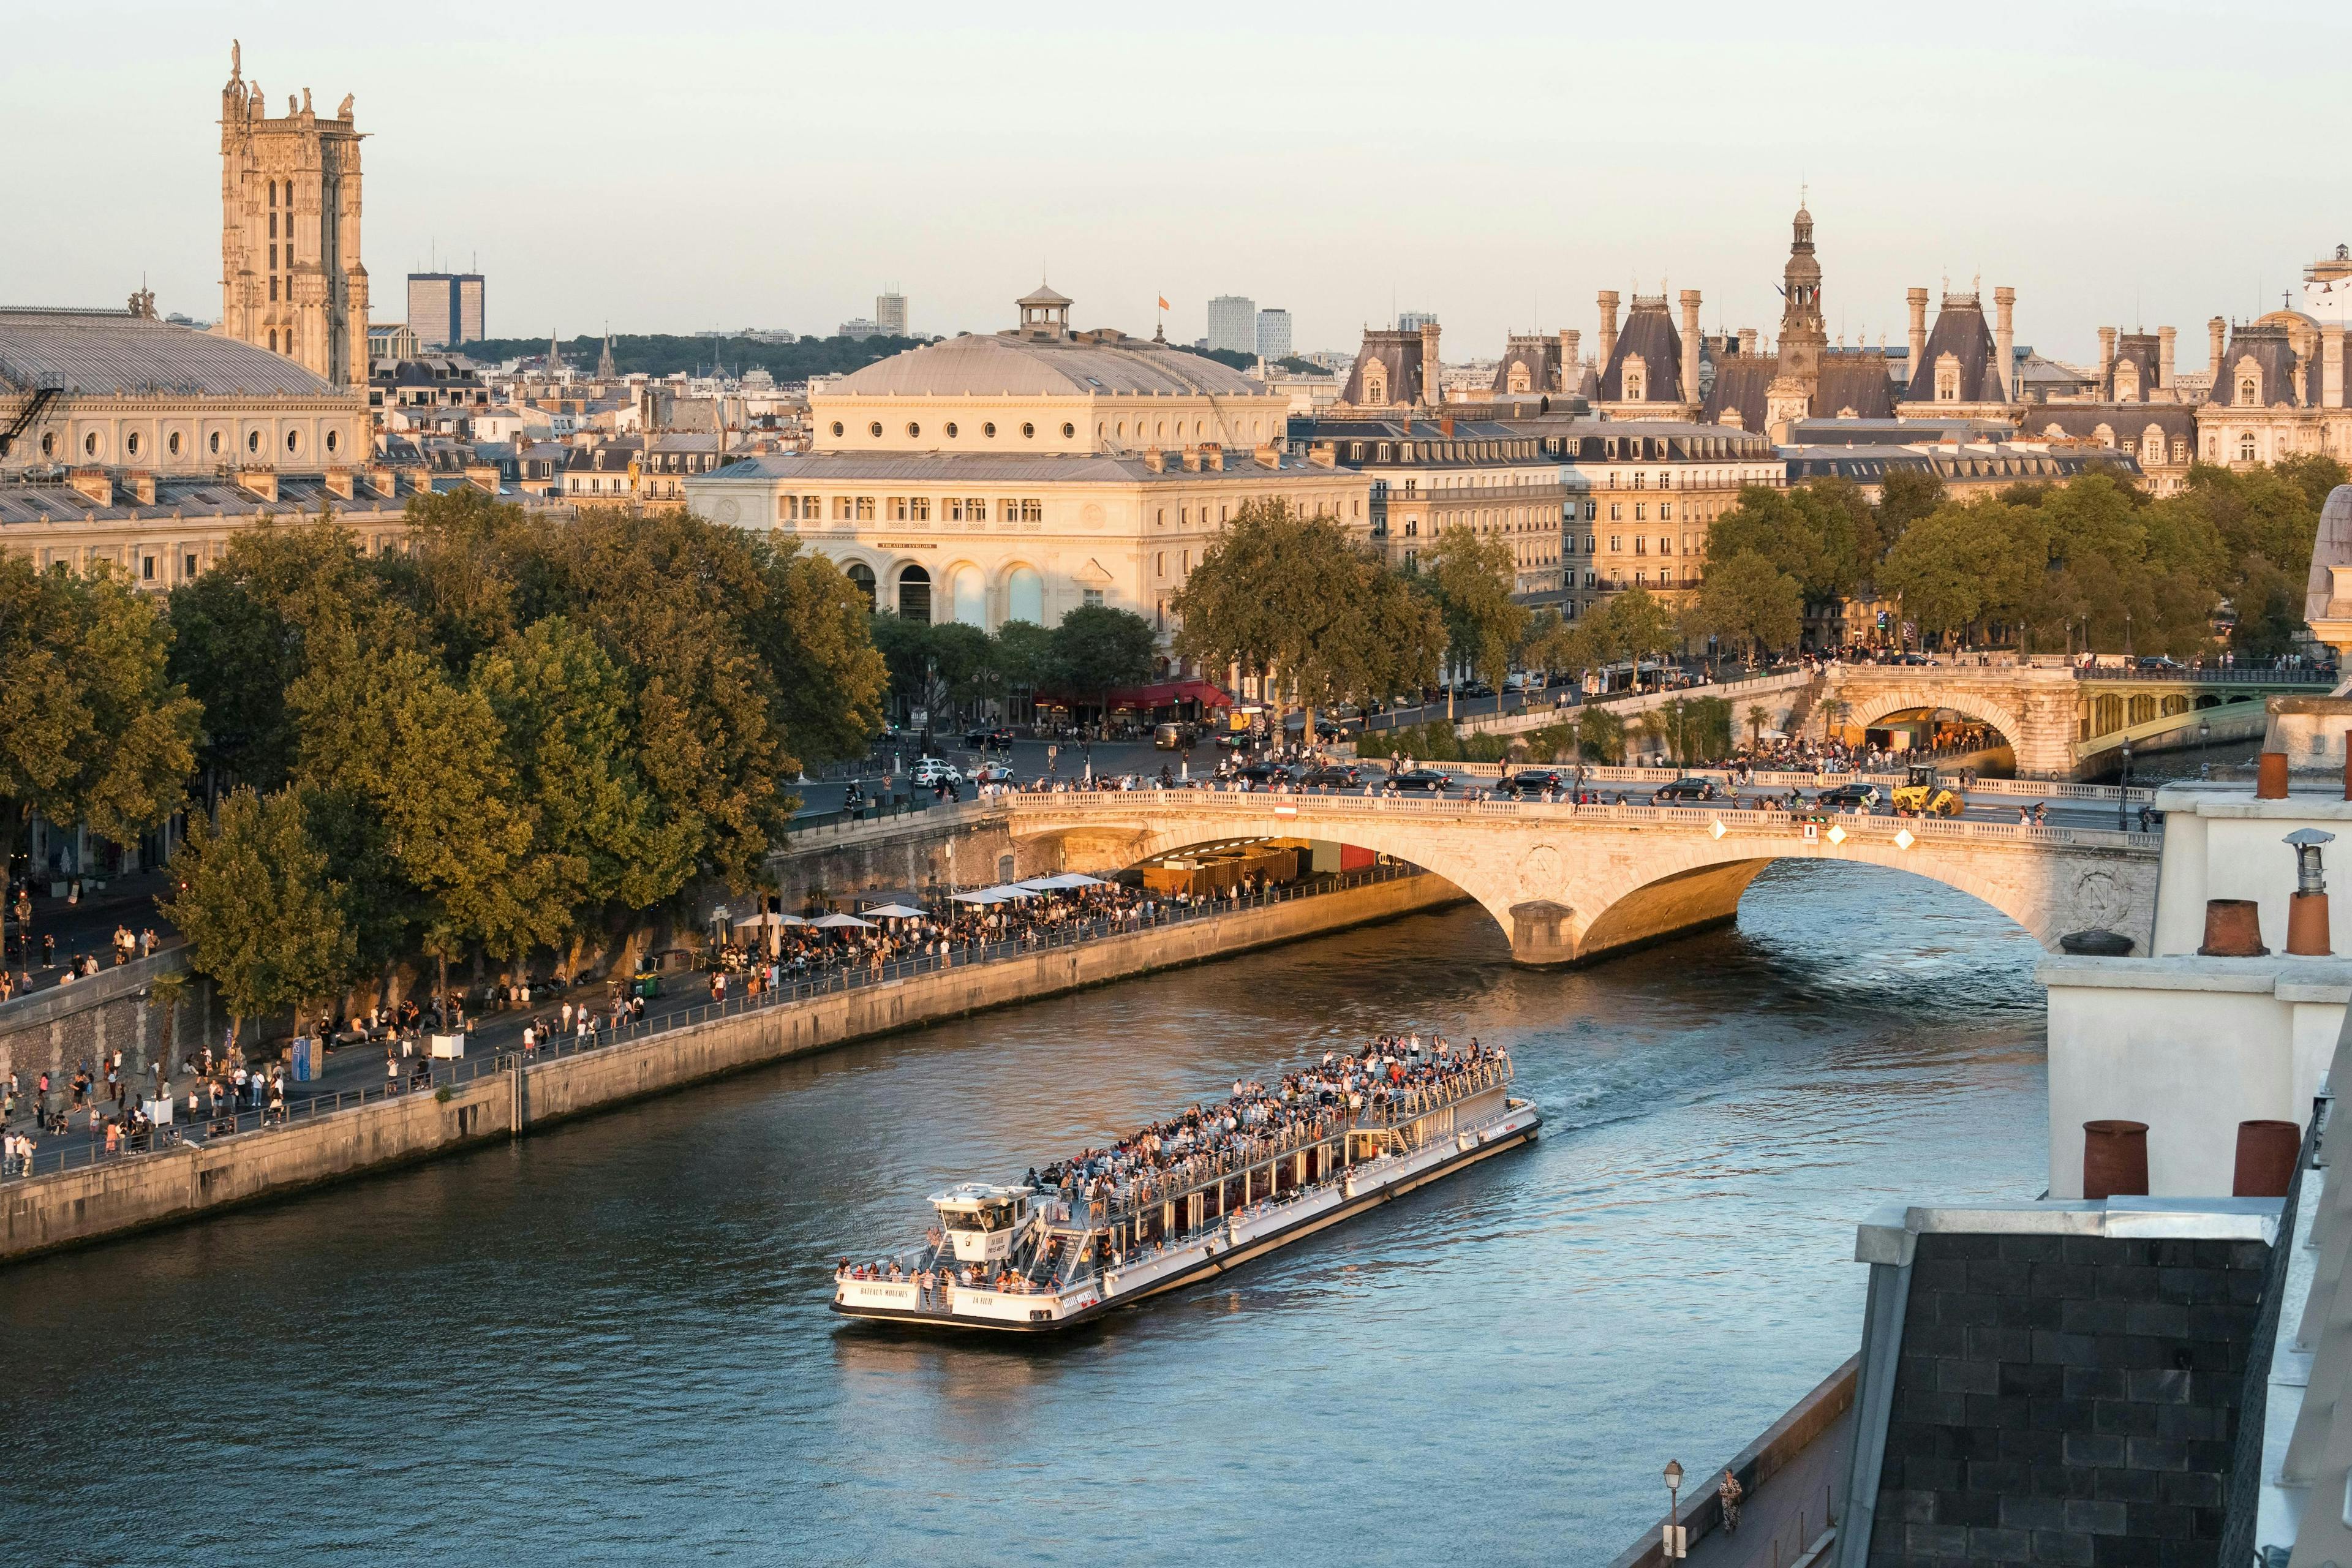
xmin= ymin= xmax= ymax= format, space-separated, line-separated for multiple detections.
xmin=0 ymin=873 xmax=1462 ymax=1264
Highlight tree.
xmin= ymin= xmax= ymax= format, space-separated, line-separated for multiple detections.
xmin=1605 ymin=588 xmax=1677 ymax=680
xmin=1746 ymin=704 xmax=1769 ymax=744
xmin=1173 ymin=499 xmax=1442 ymax=739
xmin=1575 ymin=705 xmax=1626 ymax=764
xmin=1047 ymin=605 xmax=1156 ymax=721
xmin=162 ymin=785 xmax=353 ymax=1042
xmin=1874 ymin=467 xmax=1947 ymax=550
xmin=1693 ymin=550 xmax=1804 ymax=666
xmin=0 ymin=555 xmax=200 ymax=881
xmin=469 ymin=618 xmax=696 ymax=962
xmin=1707 ymin=479 xmax=1880 ymax=609
xmin=1424 ymin=526 xmax=1529 ymax=703
xmin=991 ymin=620 xmax=1056 ymax=706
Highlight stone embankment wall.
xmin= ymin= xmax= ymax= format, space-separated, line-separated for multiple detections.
xmin=1 ymin=873 xmax=1460 ymax=1265
xmin=0 ymin=951 xmax=214 ymax=1089
xmin=770 ymin=811 xmax=1017 ymax=908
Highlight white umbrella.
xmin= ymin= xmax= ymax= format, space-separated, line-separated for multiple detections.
xmin=731 ymin=911 xmax=805 ymax=929
xmin=1047 ymin=872 xmax=1110 ymax=888
xmin=949 ymin=889 xmax=1006 ymax=905
xmin=862 ymin=903 xmax=927 ymax=919
xmin=812 ymin=912 xmax=876 ymax=930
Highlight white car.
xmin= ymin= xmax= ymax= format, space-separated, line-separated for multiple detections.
xmin=912 ymin=759 xmax=964 ymax=786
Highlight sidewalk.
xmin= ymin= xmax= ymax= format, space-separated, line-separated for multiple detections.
xmin=4 ymin=870 xmax=181 ymax=1006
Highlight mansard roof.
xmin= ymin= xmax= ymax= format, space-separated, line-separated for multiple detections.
xmin=1817 ymin=350 xmax=1901 ymax=419
xmin=1596 ymin=300 xmax=1683 ymax=403
xmin=1700 ymin=356 xmax=1773 ymax=431
xmin=1904 ymin=296 xmax=2006 ymax=403
xmin=1340 ymin=328 xmax=1432 ymax=407
xmin=2106 ymin=333 xmax=2163 ymax=399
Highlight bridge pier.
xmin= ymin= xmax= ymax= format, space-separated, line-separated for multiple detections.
xmin=1507 ymin=901 xmax=1580 ymax=966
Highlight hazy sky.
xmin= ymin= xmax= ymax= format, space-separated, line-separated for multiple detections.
xmin=7 ymin=1 xmax=2348 ymax=368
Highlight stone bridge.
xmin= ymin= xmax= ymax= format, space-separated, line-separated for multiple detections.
xmin=778 ymin=791 xmax=2162 ymax=967
xmin=1816 ymin=663 xmax=2326 ymax=777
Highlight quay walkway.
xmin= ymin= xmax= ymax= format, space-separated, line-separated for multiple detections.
xmin=1 ymin=865 xmax=1415 ymax=1187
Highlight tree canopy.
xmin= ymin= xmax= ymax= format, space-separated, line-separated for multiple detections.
xmin=1423 ymin=526 xmax=1529 ymax=691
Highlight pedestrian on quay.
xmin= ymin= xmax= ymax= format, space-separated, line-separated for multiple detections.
xmin=1719 ymin=1469 xmax=1743 ymax=1533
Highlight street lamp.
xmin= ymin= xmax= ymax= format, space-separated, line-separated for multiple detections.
xmin=2117 ymin=739 xmax=2133 ymax=831
xmin=1662 ymin=1461 xmax=1687 ymax=1561
xmin=2198 ymin=718 xmax=2210 ymax=764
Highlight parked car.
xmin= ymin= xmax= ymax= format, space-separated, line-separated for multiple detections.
xmin=1299 ymin=764 xmax=1363 ymax=790
xmin=1500 ymin=768 xmax=1575 ymax=797
xmin=911 ymin=758 xmax=964 ymax=786
xmin=1390 ymin=767 xmax=1455 ymax=793
xmin=1816 ymin=782 xmax=1880 ymax=809
xmin=1238 ymin=761 xmax=1298 ymax=786
xmin=1651 ymin=776 xmax=1718 ymax=803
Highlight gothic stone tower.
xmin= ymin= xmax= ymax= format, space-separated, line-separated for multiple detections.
xmin=1765 ymin=201 xmax=1827 ymax=440
xmin=218 ymin=42 xmax=368 ymax=386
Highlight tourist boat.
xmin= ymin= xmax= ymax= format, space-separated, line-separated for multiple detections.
xmin=831 ymin=1053 xmax=1539 ymax=1332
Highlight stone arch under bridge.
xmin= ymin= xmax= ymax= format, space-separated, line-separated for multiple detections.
xmin=999 ymin=800 xmax=2156 ymax=967
xmin=1817 ymin=666 xmax=2084 ymax=777
xmin=1834 ymin=685 xmax=2029 ymax=756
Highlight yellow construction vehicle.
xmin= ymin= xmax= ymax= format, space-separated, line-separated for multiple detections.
xmin=1891 ymin=764 xmax=1964 ymax=817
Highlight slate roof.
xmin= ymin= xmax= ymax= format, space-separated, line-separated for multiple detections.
xmin=1700 ymin=356 xmax=1774 ymax=431
xmin=2025 ymin=405 xmax=2196 ymax=445
xmin=1488 ymin=335 xmax=1562 ymax=394
xmin=1596 ymin=300 xmax=1684 ymax=404
xmin=832 ymin=332 xmax=1264 ymax=398
xmin=1816 ymin=350 xmax=1900 ymax=419
xmin=1340 ymin=329 xmax=1433 ymax=407
xmin=2106 ymin=332 xmax=2163 ymax=399
xmin=0 ymin=472 xmax=405 ymax=527
xmin=0 ymin=307 xmax=342 ymax=398
xmin=704 ymin=450 xmax=1336 ymax=486
xmin=1903 ymin=296 xmax=2007 ymax=403
xmin=2209 ymin=324 xmax=2313 ymax=409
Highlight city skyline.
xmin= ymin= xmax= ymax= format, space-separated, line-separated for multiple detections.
xmin=4 ymin=2 xmax=2349 ymax=363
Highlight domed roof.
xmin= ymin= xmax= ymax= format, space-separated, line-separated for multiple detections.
xmin=0 ymin=307 xmax=344 ymax=398
xmin=829 ymin=333 xmax=1268 ymax=398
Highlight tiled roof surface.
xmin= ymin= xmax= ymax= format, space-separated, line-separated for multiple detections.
xmin=0 ymin=309 xmax=343 ymax=398
xmin=832 ymin=333 xmax=1266 ymax=398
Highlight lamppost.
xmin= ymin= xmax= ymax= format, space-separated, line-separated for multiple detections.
xmin=2198 ymin=718 xmax=2211 ymax=764
xmin=1662 ymin=1460 xmax=1687 ymax=1561
xmin=2124 ymin=610 xmax=2134 ymax=658
xmin=2117 ymin=739 xmax=2133 ymax=831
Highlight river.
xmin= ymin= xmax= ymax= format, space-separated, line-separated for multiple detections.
xmin=0 ymin=861 xmax=2047 ymax=1566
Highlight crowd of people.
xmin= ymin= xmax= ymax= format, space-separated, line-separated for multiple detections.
xmin=834 ymin=1035 xmax=1512 ymax=1298
xmin=1 ymin=1041 xmax=298 ymax=1177
xmin=0 ymin=890 xmax=167 ymax=1006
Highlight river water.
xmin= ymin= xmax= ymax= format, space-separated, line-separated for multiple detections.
xmin=0 ymin=862 xmax=2046 ymax=1566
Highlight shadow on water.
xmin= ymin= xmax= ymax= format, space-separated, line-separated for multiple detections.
xmin=0 ymin=859 xmax=2046 ymax=1567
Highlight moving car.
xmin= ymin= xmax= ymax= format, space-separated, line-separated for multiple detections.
xmin=912 ymin=758 xmax=964 ymax=786
xmin=973 ymin=763 xmax=1014 ymax=785
xmin=1298 ymin=764 xmax=1363 ymax=790
xmin=1390 ymin=767 xmax=1454 ymax=793
xmin=1153 ymin=722 xmax=1200 ymax=750
xmin=1500 ymin=768 xmax=1575 ymax=797
xmin=2136 ymin=655 xmax=2186 ymax=673
xmin=1651 ymin=777 xmax=1718 ymax=803
xmin=1815 ymin=781 xmax=1880 ymax=809
xmin=1237 ymin=761 xmax=1298 ymax=786
xmin=963 ymin=727 xmax=1014 ymax=749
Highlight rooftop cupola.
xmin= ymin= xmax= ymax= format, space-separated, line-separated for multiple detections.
xmin=1015 ymin=282 xmax=1072 ymax=342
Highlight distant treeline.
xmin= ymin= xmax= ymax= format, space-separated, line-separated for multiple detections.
xmin=461 ymin=333 xmax=930 ymax=380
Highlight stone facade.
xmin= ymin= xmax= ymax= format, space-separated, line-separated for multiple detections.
xmin=217 ymin=42 xmax=368 ymax=386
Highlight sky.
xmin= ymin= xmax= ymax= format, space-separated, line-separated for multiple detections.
xmin=6 ymin=1 xmax=2349 ymax=369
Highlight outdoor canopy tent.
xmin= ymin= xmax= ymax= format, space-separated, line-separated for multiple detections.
xmin=810 ymin=912 xmax=876 ymax=930
xmin=731 ymin=911 xmax=806 ymax=929
xmin=861 ymin=903 xmax=927 ymax=919
xmin=1017 ymin=873 xmax=1110 ymax=891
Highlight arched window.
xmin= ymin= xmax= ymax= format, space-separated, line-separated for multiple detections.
xmin=1006 ymin=566 xmax=1044 ymax=625
xmin=844 ymin=564 xmax=876 ymax=609
xmin=896 ymin=564 xmax=932 ymax=623
xmin=2239 ymin=376 xmax=2258 ymax=405
xmin=951 ymin=565 xmax=984 ymax=627
xmin=2239 ymin=432 xmax=2258 ymax=462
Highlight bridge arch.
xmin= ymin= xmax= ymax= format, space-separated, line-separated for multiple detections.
xmin=1836 ymin=686 xmax=2028 ymax=758
xmin=994 ymin=801 xmax=2155 ymax=969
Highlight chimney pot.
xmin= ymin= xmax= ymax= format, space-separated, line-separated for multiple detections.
xmin=2082 ymin=1120 xmax=2149 ymax=1200
xmin=2197 ymin=897 xmax=2269 ymax=957
xmin=2232 ymin=1120 xmax=2301 ymax=1197
xmin=2258 ymin=749 xmax=2290 ymax=798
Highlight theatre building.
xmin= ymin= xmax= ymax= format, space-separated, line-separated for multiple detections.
xmin=687 ymin=287 xmax=1369 ymax=644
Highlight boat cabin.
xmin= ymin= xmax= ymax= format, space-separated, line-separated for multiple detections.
xmin=929 ymin=1183 xmax=1031 ymax=1262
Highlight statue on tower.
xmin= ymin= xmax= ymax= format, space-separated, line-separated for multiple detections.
xmin=337 ymin=92 xmax=354 ymax=118
xmin=229 ymin=39 xmax=240 ymax=81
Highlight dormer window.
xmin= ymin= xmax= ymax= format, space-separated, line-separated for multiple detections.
xmin=1934 ymin=353 xmax=1961 ymax=402
xmin=2239 ymin=375 xmax=2259 ymax=406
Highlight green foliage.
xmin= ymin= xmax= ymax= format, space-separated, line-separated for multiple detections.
xmin=1693 ymin=550 xmax=1804 ymax=663
xmin=1520 ymin=723 xmax=1578 ymax=763
xmin=991 ymin=620 xmax=1055 ymax=693
xmin=1423 ymin=526 xmax=1529 ymax=690
xmin=1461 ymin=733 xmax=1511 ymax=764
xmin=463 ymin=333 xmax=926 ymax=381
xmin=1173 ymin=499 xmax=1444 ymax=725
xmin=1874 ymin=467 xmax=1946 ymax=549
xmin=1174 ymin=344 xmax=1256 ymax=372
xmin=0 ymin=554 xmax=199 ymax=877
xmin=1650 ymin=697 xmax=1733 ymax=764
xmin=1273 ymin=356 xmax=1330 ymax=377
xmin=1048 ymin=605 xmax=1158 ymax=702
xmin=1366 ymin=720 xmax=1462 ymax=763
xmin=1575 ymin=706 xmax=1627 ymax=764
xmin=162 ymin=785 xmax=353 ymax=1035
xmin=1706 ymin=479 xmax=1880 ymax=605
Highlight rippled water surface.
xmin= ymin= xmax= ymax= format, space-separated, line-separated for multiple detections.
xmin=0 ymin=862 xmax=2046 ymax=1566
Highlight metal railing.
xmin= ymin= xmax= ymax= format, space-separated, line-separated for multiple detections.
xmin=2073 ymin=662 xmax=2332 ymax=685
xmin=1 ymin=865 xmax=1415 ymax=1185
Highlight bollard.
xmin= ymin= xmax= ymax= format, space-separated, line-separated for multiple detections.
xmin=2233 ymin=1120 xmax=2300 ymax=1197
xmin=2083 ymin=1119 xmax=2150 ymax=1199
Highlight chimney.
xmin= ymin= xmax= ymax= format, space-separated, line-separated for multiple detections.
xmin=2234 ymin=1120 xmax=2301 ymax=1198
xmin=2287 ymin=829 xmax=2335 ymax=957
xmin=466 ymin=463 xmax=500 ymax=494
xmin=2157 ymin=326 xmax=2177 ymax=391
xmin=127 ymin=470 xmax=156 ymax=505
xmin=1182 ymin=445 xmax=1202 ymax=473
xmin=1905 ymin=287 xmax=1929 ymax=372
xmin=366 ymin=463 xmax=395 ymax=497
xmin=1439 ymin=414 xmax=1455 ymax=438
xmin=67 ymin=467 xmax=113 ymax=506
xmin=2324 ymin=322 xmax=2346 ymax=409
xmin=2097 ymin=326 xmax=2117 ymax=391
xmin=2081 ymin=1121 xmax=2150 ymax=1200
xmin=1142 ymin=447 xmax=1166 ymax=473
xmin=2258 ymin=748 xmax=2290 ymax=799
xmin=1417 ymin=320 xmax=1441 ymax=407
xmin=1994 ymin=287 xmax=2017 ymax=402
xmin=1678 ymin=290 xmax=1702 ymax=408
xmin=2209 ymin=317 xmax=2228 ymax=378
xmin=1562 ymin=328 xmax=1581 ymax=383
xmin=2199 ymin=897 xmax=2269 ymax=955
xmin=1306 ymin=441 xmax=1335 ymax=469
xmin=236 ymin=468 xmax=277 ymax=503
xmin=323 ymin=467 xmax=354 ymax=499
xmin=1253 ymin=442 xmax=1279 ymax=469
xmin=1596 ymin=292 xmax=1619 ymax=371
xmin=1738 ymin=326 xmax=1758 ymax=356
